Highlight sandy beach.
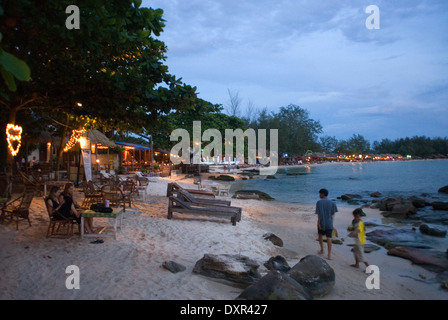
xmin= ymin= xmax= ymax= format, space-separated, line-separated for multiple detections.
xmin=0 ymin=173 xmax=447 ymax=301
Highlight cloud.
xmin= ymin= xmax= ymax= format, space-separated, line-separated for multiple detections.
xmin=143 ymin=0 xmax=448 ymax=141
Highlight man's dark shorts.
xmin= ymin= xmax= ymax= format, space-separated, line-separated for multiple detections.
xmin=318 ymin=229 xmax=333 ymax=238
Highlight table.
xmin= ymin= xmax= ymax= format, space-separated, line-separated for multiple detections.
xmin=81 ymin=207 xmax=124 ymax=240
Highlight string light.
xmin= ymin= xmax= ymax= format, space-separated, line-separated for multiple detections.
xmin=63 ymin=128 xmax=86 ymax=152
xmin=6 ymin=123 xmax=23 ymax=156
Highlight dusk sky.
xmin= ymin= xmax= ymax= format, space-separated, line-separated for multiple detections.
xmin=143 ymin=0 xmax=448 ymax=143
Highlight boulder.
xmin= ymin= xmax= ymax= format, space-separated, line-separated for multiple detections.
xmin=162 ymin=261 xmax=187 ymax=273
xmin=233 ymin=190 xmax=275 ymax=201
xmin=341 ymin=194 xmax=362 ymax=201
xmin=264 ymin=256 xmax=291 ymax=272
xmin=408 ymin=196 xmax=427 ymax=209
xmin=369 ymin=192 xmax=382 ymax=198
xmin=366 ymin=229 xmax=434 ymax=249
xmin=287 ymin=255 xmax=335 ymax=298
xmin=419 ymin=224 xmax=447 ymax=238
xmin=236 ymin=271 xmax=313 ymax=300
xmin=387 ymin=247 xmax=448 ymax=273
xmin=192 ymin=254 xmax=261 ymax=288
xmin=438 ymin=185 xmax=448 ymax=194
xmin=431 ymin=202 xmax=448 ymax=211
xmin=379 ymin=197 xmax=403 ymax=211
xmin=263 ymin=233 xmax=284 ymax=247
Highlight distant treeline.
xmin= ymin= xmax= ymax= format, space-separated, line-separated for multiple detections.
xmin=371 ymin=136 xmax=448 ymax=158
xmin=319 ymin=135 xmax=448 ymax=157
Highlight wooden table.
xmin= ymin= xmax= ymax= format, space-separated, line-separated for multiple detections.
xmin=81 ymin=207 xmax=124 ymax=240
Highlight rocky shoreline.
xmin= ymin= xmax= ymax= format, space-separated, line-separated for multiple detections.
xmin=338 ymin=185 xmax=448 ymax=283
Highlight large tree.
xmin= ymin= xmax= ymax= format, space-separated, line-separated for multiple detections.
xmin=0 ymin=0 xmax=197 ymax=172
xmin=252 ymin=105 xmax=322 ymax=156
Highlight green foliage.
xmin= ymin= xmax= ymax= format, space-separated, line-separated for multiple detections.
xmin=153 ymin=99 xmax=246 ymax=150
xmin=251 ymin=104 xmax=322 ymax=156
xmin=0 ymin=0 xmax=197 ymax=132
xmin=372 ymin=136 xmax=448 ymax=157
xmin=0 ymin=4 xmax=31 ymax=95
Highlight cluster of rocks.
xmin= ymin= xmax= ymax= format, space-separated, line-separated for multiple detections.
xmin=162 ymin=253 xmax=335 ymax=300
xmin=339 ymin=184 xmax=448 ymax=226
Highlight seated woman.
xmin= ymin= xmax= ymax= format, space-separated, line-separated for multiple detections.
xmin=58 ymin=182 xmax=95 ymax=234
xmin=45 ymin=186 xmax=64 ymax=220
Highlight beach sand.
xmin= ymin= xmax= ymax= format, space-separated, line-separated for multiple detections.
xmin=0 ymin=174 xmax=447 ymax=300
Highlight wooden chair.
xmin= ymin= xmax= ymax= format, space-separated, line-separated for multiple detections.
xmin=101 ymin=185 xmax=126 ymax=211
xmin=118 ymin=180 xmax=136 ymax=208
xmin=1 ymin=191 xmax=34 ymax=230
xmin=81 ymin=180 xmax=103 ymax=207
xmin=44 ymin=197 xmax=79 ymax=238
xmin=18 ymin=171 xmax=44 ymax=196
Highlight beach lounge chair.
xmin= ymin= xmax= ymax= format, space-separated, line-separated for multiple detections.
xmin=167 ymin=196 xmax=241 ymax=225
xmin=166 ymin=182 xmax=215 ymax=199
xmin=1 ymin=191 xmax=34 ymax=230
xmin=176 ymin=189 xmax=231 ymax=207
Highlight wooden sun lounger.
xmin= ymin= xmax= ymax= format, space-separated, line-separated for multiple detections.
xmin=177 ymin=189 xmax=231 ymax=206
xmin=167 ymin=196 xmax=241 ymax=226
xmin=166 ymin=182 xmax=215 ymax=199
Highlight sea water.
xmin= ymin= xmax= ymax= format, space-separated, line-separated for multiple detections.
xmin=233 ymin=160 xmax=448 ymax=205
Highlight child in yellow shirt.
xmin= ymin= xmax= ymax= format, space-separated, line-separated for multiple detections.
xmin=348 ymin=208 xmax=370 ymax=270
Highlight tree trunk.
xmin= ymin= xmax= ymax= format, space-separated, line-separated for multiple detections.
xmin=55 ymin=113 xmax=70 ymax=181
xmin=4 ymin=107 xmax=18 ymax=198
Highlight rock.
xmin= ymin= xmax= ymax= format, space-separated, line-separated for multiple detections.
xmin=366 ymin=229 xmax=434 ymax=249
xmin=192 ymin=254 xmax=261 ymax=288
xmin=379 ymin=197 xmax=403 ymax=211
xmin=408 ymin=196 xmax=427 ymax=209
xmin=287 ymin=255 xmax=335 ymax=298
xmin=387 ymin=247 xmax=448 ymax=273
xmin=233 ymin=190 xmax=275 ymax=201
xmin=263 ymin=233 xmax=284 ymax=247
xmin=438 ymin=185 xmax=448 ymax=194
xmin=209 ymin=175 xmax=235 ymax=181
xmin=341 ymin=194 xmax=362 ymax=201
xmin=369 ymin=192 xmax=382 ymax=198
xmin=236 ymin=271 xmax=313 ymax=300
xmin=347 ymin=243 xmax=381 ymax=253
xmin=264 ymin=256 xmax=291 ymax=272
xmin=162 ymin=260 xmax=186 ymax=273
xmin=390 ymin=201 xmax=417 ymax=216
xmin=419 ymin=224 xmax=447 ymax=237
xmin=431 ymin=202 xmax=448 ymax=211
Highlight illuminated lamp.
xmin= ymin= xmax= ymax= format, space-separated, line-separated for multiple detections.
xmin=6 ymin=123 xmax=23 ymax=156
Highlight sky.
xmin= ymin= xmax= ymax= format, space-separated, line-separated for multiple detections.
xmin=142 ymin=0 xmax=448 ymax=143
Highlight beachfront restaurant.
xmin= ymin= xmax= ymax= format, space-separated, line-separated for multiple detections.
xmin=115 ymin=141 xmax=153 ymax=172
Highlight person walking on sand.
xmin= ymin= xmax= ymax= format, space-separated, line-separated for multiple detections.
xmin=348 ymin=208 xmax=370 ymax=270
xmin=315 ymin=188 xmax=338 ymax=260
